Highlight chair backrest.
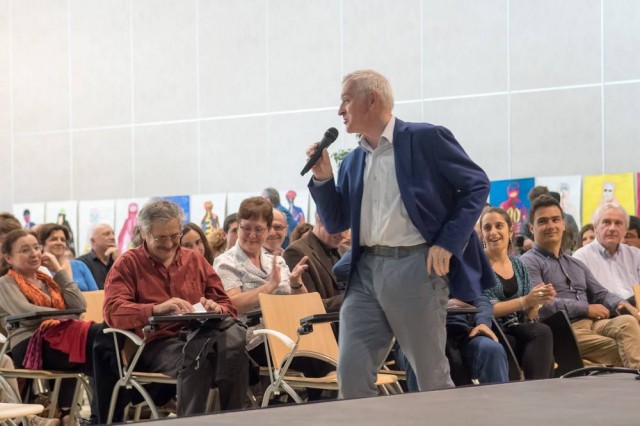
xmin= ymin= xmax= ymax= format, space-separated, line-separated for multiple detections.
xmin=83 ymin=290 xmax=105 ymax=323
xmin=259 ymin=293 xmax=339 ymax=369
xmin=543 ymin=310 xmax=584 ymax=377
xmin=491 ymin=319 xmax=523 ymax=381
xmin=634 ymin=284 xmax=640 ymax=309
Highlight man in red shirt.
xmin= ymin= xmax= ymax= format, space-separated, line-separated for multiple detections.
xmin=104 ymin=200 xmax=247 ymax=416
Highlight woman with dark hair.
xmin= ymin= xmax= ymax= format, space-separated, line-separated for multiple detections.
xmin=576 ymin=223 xmax=595 ymax=250
xmin=0 ymin=229 xmax=100 ymax=422
xmin=480 ymin=207 xmax=556 ymax=380
xmin=181 ymin=223 xmax=214 ymax=264
xmin=39 ymin=223 xmax=98 ymax=292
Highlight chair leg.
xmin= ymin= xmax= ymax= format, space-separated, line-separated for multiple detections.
xmin=129 ymin=381 xmax=160 ymax=420
xmin=106 ymin=381 xmax=124 ymax=425
xmin=67 ymin=376 xmax=83 ymax=425
xmin=48 ymin=378 xmax=61 ymax=418
xmin=280 ymin=381 xmax=303 ymax=404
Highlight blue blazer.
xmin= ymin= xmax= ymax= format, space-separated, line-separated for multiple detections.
xmin=309 ymin=119 xmax=493 ymax=301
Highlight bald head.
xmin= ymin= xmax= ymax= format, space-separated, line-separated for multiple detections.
xmin=91 ymin=224 xmax=116 ymax=253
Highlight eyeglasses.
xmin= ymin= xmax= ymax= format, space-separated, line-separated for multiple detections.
xmin=17 ymin=244 xmax=42 ymax=255
xmin=150 ymin=233 xmax=183 ymax=243
xmin=272 ymin=225 xmax=287 ymax=232
xmin=239 ymin=225 xmax=267 ymax=236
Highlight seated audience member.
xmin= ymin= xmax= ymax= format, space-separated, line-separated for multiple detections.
xmin=223 ymin=213 xmax=238 ymax=250
xmin=521 ymin=195 xmax=640 ymax=368
xmin=213 ymin=198 xmax=329 ymax=399
xmin=77 ymin=224 xmax=120 ymax=290
xmin=130 ymin=225 xmax=144 ymax=248
xmin=624 ymin=215 xmax=640 ymax=249
xmin=573 ymin=204 xmax=640 ymax=301
xmin=0 ymin=229 xmax=100 ymax=422
xmin=290 ymin=222 xmax=313 ymax=243
xmin=283 ymin=214 xmax=346 ymax=312
xmin=263 ymin=209 xmax=288 ymax=256
xmin=181 ymin=223 xmax=213 ymax=264
xmin=103 ymin=200 xmax=248 ymax=416
xmin=39 ymin=223 xmax=98 ymax=291
xmin=206 ymin=228 xmax=227 ymax=261
xmin=480 ymin=207 xmax=555 ymax=379
xmin=213 ymin=197 xmax=309 ymax=316
xmin=576 ymin=223 xmax=595 ymax=250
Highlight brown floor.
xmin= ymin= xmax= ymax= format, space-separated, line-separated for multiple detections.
xmin=141 ymin=374 xmax=639 ymax=425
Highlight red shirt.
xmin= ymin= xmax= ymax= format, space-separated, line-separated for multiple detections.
xmin=104 ymin=245 xmax=236 ymax=342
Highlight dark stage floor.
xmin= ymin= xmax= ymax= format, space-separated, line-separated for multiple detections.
xmin=141 ymin=373 xmax=639 ymax=425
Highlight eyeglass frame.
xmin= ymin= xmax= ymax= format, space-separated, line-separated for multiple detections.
xmin=238 ymin=225 xmax=268 ymax=236
xmin=149 ymin=232 xmax=183 ymax=244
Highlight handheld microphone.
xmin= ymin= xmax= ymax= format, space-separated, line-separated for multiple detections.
xmin=300 ymin=127 xmax=339 ymax=176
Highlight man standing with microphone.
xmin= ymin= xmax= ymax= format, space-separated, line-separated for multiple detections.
xmin=307 ymin=70 xmax=493 ymax=397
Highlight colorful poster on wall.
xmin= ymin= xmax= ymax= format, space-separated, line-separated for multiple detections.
xmin=45 ymin=201 xmax=79 ymax=252
xmin=227 ymin=192 xmax=258 ymax=218
xmin=535 ymin=175 xmax=582 ymax=228
xmin=189 ymin=193 xmax=227 ymax=235
xmin=582 ymin=173 xmax=635 ymax=225
xmin=280 ymin=189 xmax=310 ymax=227
xmin=115 ymin=198 xmax=149 ymax=253
xmin=489 ymin=178 xmax=535 ymax=234
xmin=160 ymin=195 xmax=190 ymax=223
xmin=12 ymin=203 xmax=45 ymax=230
xmin=77 ymin=200 xmax=116 ymax=256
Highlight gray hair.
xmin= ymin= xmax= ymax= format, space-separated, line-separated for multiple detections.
xmin=261 ymin=187 xmax=280 ymax=206
xmin=592 ymin=202 xmax=629 ymax=229
xmin=343 ymin=69 xmax=394 ymax=112
xmin=138 ymin=200 xmax=184 ymax=234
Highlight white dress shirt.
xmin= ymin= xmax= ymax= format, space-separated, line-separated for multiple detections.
xmin=573 ymin=239 xmax=640 ymax=299
xmin=357 ymin=117 xmax=425 ymax=247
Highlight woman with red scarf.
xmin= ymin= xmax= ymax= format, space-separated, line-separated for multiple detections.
xmin=0 ymin=229 xmax=99 ymax=423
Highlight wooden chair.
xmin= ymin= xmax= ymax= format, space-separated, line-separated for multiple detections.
xmin=0 ymin=310 xmax=89 ymax=425
xmin=82 ymin=290 xmax=105 ymax=323
xmin=634 ymin=284 xmax=640 ymax=309
xmin=255 ymin=293 xmax=399 ymax=407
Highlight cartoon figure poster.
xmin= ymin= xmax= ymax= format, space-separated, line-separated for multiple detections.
xmin=226 ymin=192 xmax=258 ymax=218
xmin=582 ymin=173 xmax=635 ymax=225
xmin=12 ymin=203 xmax=45 ymax=230
xmin=77 ymin=200 xmax=116 ymax=256
xmin=489 ymin=178 xmax=535 ymax=234
xmin=45 ymin=201 xmax=79 ymax=253
xmin=115 ymin=198 xmax=149 ymax=253
xmin=160 ymin=195 xmax=190 ymax=223
xmin=189 ymin=193 xmax=227 ymax=235
xmin=535 ymin=175 xmax=582 ymax=228
xmin=281 ymin=189 xmax=310 ymax=227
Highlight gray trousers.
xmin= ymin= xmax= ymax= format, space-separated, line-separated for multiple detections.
xmin=337 ymin=248 xmax=454 ymax=398
xmin=140 ymin=320 xmax=248 ymax=416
